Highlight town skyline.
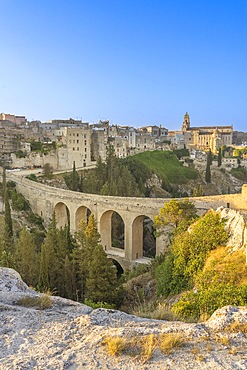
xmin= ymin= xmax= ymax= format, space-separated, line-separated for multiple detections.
xmin=1 ymin=1 xmax=247 ymax=131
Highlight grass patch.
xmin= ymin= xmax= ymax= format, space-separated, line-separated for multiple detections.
xmin=102 ymin=336 xmax=127 ymax=356
xmin=17 ymin=294 xmax=52 ymax=309
xmin=132 ymin=150 xmax=198 ymax=184
xmin=102 ymin=332 xmax=185 ymax=363
xmin=215 ymin=335 xmax=230 ymax=346
xmin=230 ymin=167 xmax=247 ymax=181
xmin=131 ymin=302 xmax=181 ymax=321
xmin=228 ymin=322 xmax=247 ymax=334
xmin=140 ymin=334 xmax=157 ymax=363
xmin=158 ymin=333 xmax=184 ymax=355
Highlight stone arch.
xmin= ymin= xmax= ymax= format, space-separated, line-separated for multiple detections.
xmin=100 ymin=210 xmax=125 ymax=251
xmin=109 ymin=258 xmax=124 ymax=277
xmin=132 ymin=215 xmax=156 ymax=260
xmin=143 ymin=216 xmax=156 ymax=258
xmin=54 ymin=202 xmax=70 ymax=229
xmin=75 ymin=205 xmax=91 ymax=230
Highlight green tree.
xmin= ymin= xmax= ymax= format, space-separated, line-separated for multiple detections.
xmin=2 ymin=167 xmax=6 ymax=203
xmin=73 ymin=213 xmax=120 ymax=304
xmin=64 ymin=255 xmax=77 ymax=300
xmin=4 ymin=191 xmax=13 ymax=237
xmin=205 ymin=153 xmax=211 ymax=184
xmin=73 ymin=215 xmax=99 ymax=300
xmin=43 ymin=163 xmax=53 ymax=176
xmin=85 ymin=244 xmax=118 ymax=303
xmin=155 ymin=211 xmax=229 ymax=298
xmin=106 ymin=144 xmax=118 ymax=184
xmin=154 ymin=199 xmax=197 ymax=233
xmin=15 ymin=226 xmax=39 ymax=286
xmin=208 ymin=149 xmax=213 ymax=165
xmin=217 ymin=147 xmax=222 ymax=167
xmin=71 ymin=161 xmax=79 ymax=191
xmin=39 ymin=213 xmax=66 ymax=295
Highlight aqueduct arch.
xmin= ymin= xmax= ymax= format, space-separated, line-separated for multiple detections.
xmin=54 ymin=202 xmax=69 ymax=229
xmin=75 ymin=205 xmax=91 ymax=230
xmin=100 ymin=210 xmax=125 ymax=252
xmin=131 ymin=215 xmax=156 ymax=260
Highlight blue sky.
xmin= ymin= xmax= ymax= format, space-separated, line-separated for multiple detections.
xmin=0 ymin=0 xmax=247 ymax=131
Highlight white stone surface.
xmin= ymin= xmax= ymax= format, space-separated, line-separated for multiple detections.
xmin=1 ymin=268 xmax=247 ymax=369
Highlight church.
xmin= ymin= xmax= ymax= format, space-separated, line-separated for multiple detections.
xmin=181 ymin=112 xmax=233 ymax=153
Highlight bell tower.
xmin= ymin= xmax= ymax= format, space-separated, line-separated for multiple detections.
xmin=182 ymin=112 xmax=190 ymax=132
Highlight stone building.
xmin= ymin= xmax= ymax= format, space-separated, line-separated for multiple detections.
xmin=181 ymin=112 xmax=233 ymax=153
xmin=0 ymin=113 xmax=27 ymax=125
xmin=91 ymin=128 xmax=108 ymax=161
xmin=63 ymin=126 xmax=91 ymax=168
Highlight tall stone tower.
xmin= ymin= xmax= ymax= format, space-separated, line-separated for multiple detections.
xmin=182 ymin=112 xmax=190 ymax=132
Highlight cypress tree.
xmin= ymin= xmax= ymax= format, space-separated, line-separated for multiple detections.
xmin=205 ymin=154 xmax=211 ymax=184
xmin=15 ymin=226 xmax=39 ymax=286
xmin=64 ymin=255 xmax=77 ymax=300
xmin=218 ymin=147 xmax=222 ymax=167
xmin=3 ymin=191 xmax=14 ymax=254
xmin=71 ymin=161 xmax=79 ymax=191
xmin=73 ymin=213 xmax=120 ymax=303
xmin=4 ymin=191 xmax=13 ymax=238
xmin=39 ymin=213 xmax=65 ymax=294
xmin=85 ymin=244 xmax=118 ymax=304
xmin=208 ymin=149 xmax=213 ymax=165
xmin=2 ymin=167 xmax=6 ymax=204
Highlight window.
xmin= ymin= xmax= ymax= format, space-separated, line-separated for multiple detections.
xmin=77 ymin=133 xmax=79 ymax=137
xmin=84 ymin=134 xmax=86 ymax=138
xmin=77 ymin=147 xmax=79 ymax=151
xmin=84 ymin=140 xmax=87 ymax=145
xmin=77 ymin=140 xmax=79 ymax=144
xmin=85 ymin=148 xmax=87 ymax=152
xmin=73 ymin=147 xmax=75 ymax=151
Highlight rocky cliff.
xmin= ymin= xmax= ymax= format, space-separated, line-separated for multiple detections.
xmin=1 ymin=267 xmax=247 ymax=369
xmin=218 ymin=207 xmax=247 ymax=252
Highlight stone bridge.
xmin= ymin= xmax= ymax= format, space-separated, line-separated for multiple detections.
xmin=6 ymin=173 xmax=247 ymax=270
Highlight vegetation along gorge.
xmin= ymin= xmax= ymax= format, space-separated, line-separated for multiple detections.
xmin=1 ymin=147 xmax=247 ymax=369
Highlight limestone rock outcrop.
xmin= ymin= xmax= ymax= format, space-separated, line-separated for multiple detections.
xmin=1 ymin=267 xmax=247 ymax=369
xmin=217 ymin=207 xmax=247 ymax=251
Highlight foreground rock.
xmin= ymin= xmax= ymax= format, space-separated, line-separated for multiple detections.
xmin=1 ymin=268 xmax=247 ymax=370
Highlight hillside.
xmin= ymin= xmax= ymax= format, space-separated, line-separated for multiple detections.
xmin=129 ymin=151 xmax=245 ymax=197
xmin=132 ymin=150 xmax=198 ymax=185
xmin=41 ymin=150 xmax=244 ymax=198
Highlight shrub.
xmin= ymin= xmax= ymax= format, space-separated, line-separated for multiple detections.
xmin=11 ymin=190 xmax=30 ymax=211
xmin=27 ymin=212 xmax=43 ymax=226
xmin=26 ymin=174 xmax=38 ymax=182
xmin=84 ymin=299 xmax=116 ymax=309
xmin=172 ymin=283 xmax=247 ymax=321
xmin=155 ymin=211 xmax=229 ymax=299
xmin=7 ymin=180 xmax=16 ymax=189
xmin=15 ymin=150 xmax=27 ymax=158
